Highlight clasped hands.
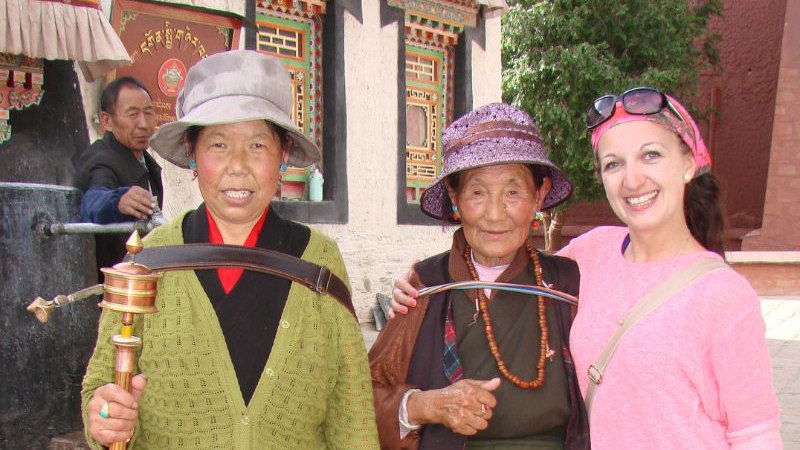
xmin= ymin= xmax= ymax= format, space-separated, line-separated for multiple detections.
xmin=407 ymin=378 xmax=500 ymax=435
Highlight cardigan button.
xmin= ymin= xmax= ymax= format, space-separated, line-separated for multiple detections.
xmin=242 ymin=414 xmax=250 ymax=425
xmin=280 ymin=319 xmax=290 ymax=329
xmin=265 ymin=367 xmax=274 ymax=377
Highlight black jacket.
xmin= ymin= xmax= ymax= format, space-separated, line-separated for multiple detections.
xmin=74 ymin=132 xmax=163 ymax=275
xmin=74 ymin=131 xmax=163 ymax=217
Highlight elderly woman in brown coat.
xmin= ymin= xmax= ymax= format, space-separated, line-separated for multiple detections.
xmin=369 ymin=103 xmax=590 ymax=450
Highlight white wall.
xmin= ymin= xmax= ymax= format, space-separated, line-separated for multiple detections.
xmin=314 ymin=2 xmax=453 ymax=320
xmin=472 ymin=9 xmax=503 ymax=108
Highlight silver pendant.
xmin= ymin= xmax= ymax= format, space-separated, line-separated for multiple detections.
xmin=468 ymin=298 xmax=480 ymax=326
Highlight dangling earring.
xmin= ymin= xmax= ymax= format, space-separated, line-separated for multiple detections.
xmin=532 ymin=211 xmax=543 ymax=230
xmin=277 ymin=162 xmax=287 ymax=191
xmin=188 ymin=159 xmax=198 ymax=180
xmin=451 ymin=204 xmax=460 ymax=222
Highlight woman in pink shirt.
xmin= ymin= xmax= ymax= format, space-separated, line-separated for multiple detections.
xmin=392 ymin=88 xmax=782 ymax=449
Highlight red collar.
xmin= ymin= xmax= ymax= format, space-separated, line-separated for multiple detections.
xmin=205 ymin=207 xmax=268 ymax=294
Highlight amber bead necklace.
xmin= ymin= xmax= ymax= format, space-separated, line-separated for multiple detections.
xmin=463 ymin=240 xmax=554 ymax=390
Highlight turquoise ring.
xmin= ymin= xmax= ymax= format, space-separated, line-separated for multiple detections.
xmin=99 ymin=402 xmax=110 ymax=419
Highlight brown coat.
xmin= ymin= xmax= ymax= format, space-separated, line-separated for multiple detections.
xmin=368 ymin=265 xmax=429 ymax=450
xmin=368 ymin=231 xmax=589 ymax=450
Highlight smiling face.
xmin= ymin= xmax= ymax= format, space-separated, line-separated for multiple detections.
xmin=100 ymin=86 xmax=156 ymax=154
xmin=192 ymin=120 xmax=288 ymax=233
xmin=596 ymin=120 xmax=696 ymax=236
xmin=447 ymin=164 xmax=548 ymax=266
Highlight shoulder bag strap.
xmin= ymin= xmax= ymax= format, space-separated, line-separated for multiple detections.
xmin=584 ymin=258 xmax=729 ymax=419
xmin=131 ymin=244 xmax=356 ymax=319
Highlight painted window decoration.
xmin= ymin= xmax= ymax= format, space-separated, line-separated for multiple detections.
xmin=0 ymin=53 xmax=45 ymax=145
xmin=391 ymin=1 xmax=479 ymax=213
xmin=256 ymin=0 xmax=325 ymax=201
xmin=405 ymin=47 xmax=444 ymax=203
xmin=257 ymin=20 xmax=307 ymax=133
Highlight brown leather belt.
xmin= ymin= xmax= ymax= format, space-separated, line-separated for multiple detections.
xmin=131 ymin=244 xmax=356 ymax=319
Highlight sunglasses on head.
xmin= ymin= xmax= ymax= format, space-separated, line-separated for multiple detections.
xmin=585 ymin=87 xmax=687 ymax=130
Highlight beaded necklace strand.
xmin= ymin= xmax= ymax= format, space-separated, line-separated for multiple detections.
xmin=463 ymin=241 xmax=554 ymax=389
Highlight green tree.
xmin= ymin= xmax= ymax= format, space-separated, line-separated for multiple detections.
xmin=502 ymin=0 xmax=721 ymax=250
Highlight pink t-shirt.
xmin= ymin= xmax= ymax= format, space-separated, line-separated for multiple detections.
xmin=559 ymin=226 xmax=782 ymax=450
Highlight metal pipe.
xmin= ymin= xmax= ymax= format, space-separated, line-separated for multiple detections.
xmin=43 ymin=221 xmax=157 ymax=236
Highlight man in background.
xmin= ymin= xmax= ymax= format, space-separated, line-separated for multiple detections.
xmin=74 ymin=77 xmax=164 ymax=274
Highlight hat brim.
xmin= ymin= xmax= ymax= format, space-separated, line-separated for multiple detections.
xmin=419 ymin=140 xmax=573 ymax=221
xmin=149 ymin=95 xmax=320 ymax=169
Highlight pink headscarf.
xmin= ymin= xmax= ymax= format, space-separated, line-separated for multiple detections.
xmin=590 ymin=94 xmax=712 ymax=177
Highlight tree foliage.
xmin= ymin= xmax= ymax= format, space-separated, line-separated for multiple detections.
xmin=502 ymin=0 xmax=721 ymax=205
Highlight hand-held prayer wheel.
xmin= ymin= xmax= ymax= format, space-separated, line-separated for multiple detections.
xmin=27 ymin=232 xmax=160 ymax=450
xmin=98 ymin=232 xmax=160 ymax=450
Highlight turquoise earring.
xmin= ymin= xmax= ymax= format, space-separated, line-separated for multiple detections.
xmin=532 ymin=211 xmax=543 ymax=230
xmin=188 ymin=159 xmax=197 ymax=170
xmin=279 ymin=162 xmax=287 ymax=173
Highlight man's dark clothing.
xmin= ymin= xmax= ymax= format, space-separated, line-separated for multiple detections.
xmin=75 ymin=132 xmax=163 ymax=222
xmin=74 ymin=132 xmax=163 ymax=274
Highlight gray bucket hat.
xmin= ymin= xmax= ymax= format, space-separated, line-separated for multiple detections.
xmin=149 ymin=50 xmax=320 ymax=169
xmin=420 ymin=102 xmax=573 ymax=221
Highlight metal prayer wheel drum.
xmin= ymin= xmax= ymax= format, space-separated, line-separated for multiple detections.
xmin=100 ymin=256 xmax=160 ymax=399
xmin=99 ymin=231 xmax=160 ymax=316
xmin=100 ymin=265 xmax=160 ymax=315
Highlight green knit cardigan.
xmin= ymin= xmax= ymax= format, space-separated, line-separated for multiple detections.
xmin=81 ymin=211 xmax=379 ymax=449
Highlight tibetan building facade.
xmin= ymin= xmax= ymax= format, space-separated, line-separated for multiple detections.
xmin=1 ymin=0 xmax=797 ymax=318
xmin=3 ymin=1 xmax=798 ymax=448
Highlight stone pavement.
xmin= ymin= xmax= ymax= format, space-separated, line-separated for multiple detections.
xmin=761 ymin=296 xmax=800 ymax=448
xmin=362 ymin=295 xmax=800 ymax=447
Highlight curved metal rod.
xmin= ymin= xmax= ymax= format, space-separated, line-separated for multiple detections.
xmin=417 ymin=281 xmax=578 ymax=306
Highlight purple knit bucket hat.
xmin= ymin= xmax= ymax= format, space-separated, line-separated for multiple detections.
xmin=420 ymin=102 xmax=573 ymax=221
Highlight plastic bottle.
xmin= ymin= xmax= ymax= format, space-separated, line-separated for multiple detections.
xmin=309 ymin=168 xmax=324 ymax=202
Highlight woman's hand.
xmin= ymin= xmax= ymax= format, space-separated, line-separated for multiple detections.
xmin=389 ymin=267 xmax=419 ymax=318
xmin=406 ymin=378 xmax=501 ymax=435
xmin=87 ymin=374 xmax=147 ymax=446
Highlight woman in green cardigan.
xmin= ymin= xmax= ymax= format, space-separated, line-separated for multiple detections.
xmin=81 ymin=50 xmax=378 ymax=450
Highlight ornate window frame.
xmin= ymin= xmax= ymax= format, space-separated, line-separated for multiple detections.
xmin=386 ymin=0 xmax=481 ymax=224
xmin=404 ymin=45 xmax=444 ymax=203
xmin=251 ymin=0 xmax=348 ymax=223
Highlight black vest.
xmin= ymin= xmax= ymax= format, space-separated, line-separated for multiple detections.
xmin=407 ymin=251 xmax=590 ymax=450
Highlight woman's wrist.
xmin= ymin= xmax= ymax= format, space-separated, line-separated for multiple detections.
xmin=399 ymin=389 xmax=422 ymax=434
xmin=406 ymin=389 xmax=433 ymax=425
